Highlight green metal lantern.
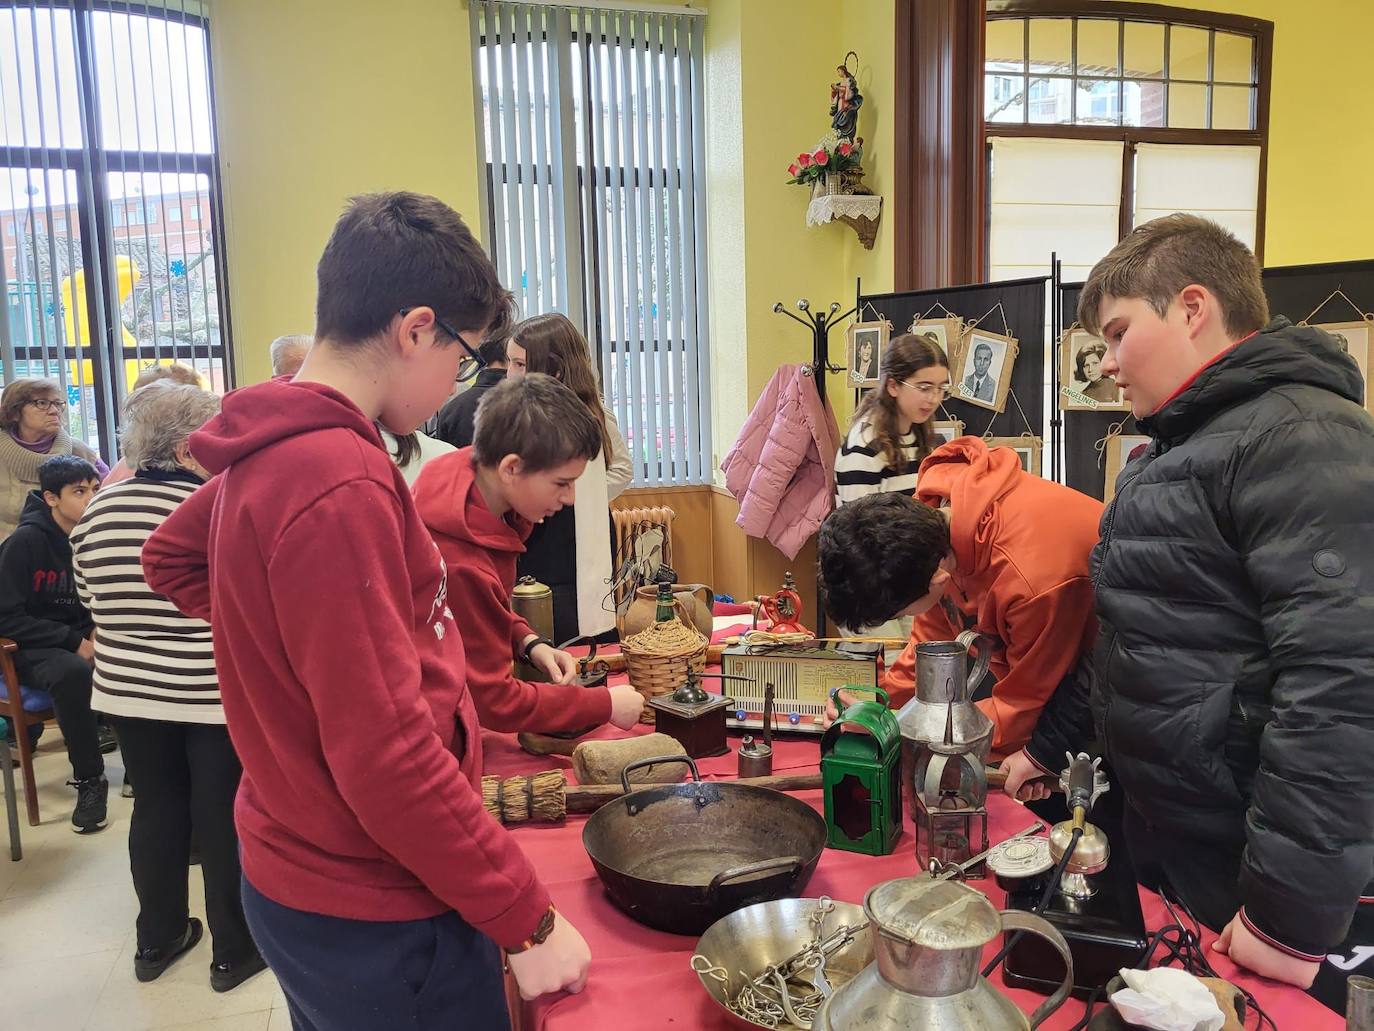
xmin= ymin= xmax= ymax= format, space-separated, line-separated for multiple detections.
xmin=821 ymin=686 xmax=902 ymax=856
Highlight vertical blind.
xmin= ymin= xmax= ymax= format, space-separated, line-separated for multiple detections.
xmin=0 ymin=0 xmax=230 ymax=461
xmin=472 ymin=0 xmax=712 ymax=487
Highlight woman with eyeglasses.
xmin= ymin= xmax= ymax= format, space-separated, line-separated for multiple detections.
xmin=834 ymin=333 xmax=950 ymax=507
xmin=0 ymin=378 xmax=108 ymax=540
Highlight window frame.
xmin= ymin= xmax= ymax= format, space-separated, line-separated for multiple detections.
xmin=0 ymin=0 xmax=234 ymax=460
xmin=984 ymin=1 xmax=1273 ymax=261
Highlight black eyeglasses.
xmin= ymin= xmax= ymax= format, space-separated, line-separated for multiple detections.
xmin=399 ymin=308 xmax=486 ymax=384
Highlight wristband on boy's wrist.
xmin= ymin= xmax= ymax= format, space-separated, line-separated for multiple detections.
xmin=506 ymin=905 xmax=557 ymax=954
xmin=521 ymin=637 xmax=554 ymax=664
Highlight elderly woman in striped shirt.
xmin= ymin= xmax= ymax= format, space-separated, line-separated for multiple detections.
xmin=71 ymin=381 xmax=266 ymax=993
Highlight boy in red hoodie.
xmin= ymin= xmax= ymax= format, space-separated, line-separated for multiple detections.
xmin=818 ymin=436 xmax=1102 ymax=800
xmin=413 ymin=374 xmax=644 ymax=734
xmin=142 ymin=193 xmax=589 ymax=1028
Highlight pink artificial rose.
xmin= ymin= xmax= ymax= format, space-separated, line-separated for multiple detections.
xmin=798 ymin=152 xmax=812 ymax=167
xmin=813 ymin=148 xmax=829 ymax=166
xmin=837 ymin=142 xmax=852 ymax=157
xmin=788 ymin=163 xmax=800 ymax=177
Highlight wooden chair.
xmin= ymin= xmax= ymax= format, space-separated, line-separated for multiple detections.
xmin=0 ymin=715 xmax=20 ymax=859
xmin=0 ymin=637 xmax=54 ymax=826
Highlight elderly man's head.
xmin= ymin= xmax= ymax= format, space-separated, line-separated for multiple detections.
xmin=270 ymin=334 xmax=313 ymax=378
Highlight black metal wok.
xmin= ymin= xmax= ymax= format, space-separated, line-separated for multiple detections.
xmin=581 ymin=755 xmax=828 ymax=935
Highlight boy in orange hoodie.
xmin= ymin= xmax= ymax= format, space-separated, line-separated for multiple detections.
xmin=414 ymin=374 xmax=645 ymax=734
xmin=818 ymin=436 xmax=1102 ymax=799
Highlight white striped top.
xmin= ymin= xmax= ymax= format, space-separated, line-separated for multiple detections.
xmin=834 ymin=418 xmax=924 ymax=506
xmin=71 ymin=475 xmax=223 ymax=724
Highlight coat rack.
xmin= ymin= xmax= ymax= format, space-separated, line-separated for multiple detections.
xmin=771 ymin=299 xmax=855 ymax=639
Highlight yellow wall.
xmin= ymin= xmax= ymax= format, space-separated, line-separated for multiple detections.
xmin=209 ymin=0 xmax=482 ymax=385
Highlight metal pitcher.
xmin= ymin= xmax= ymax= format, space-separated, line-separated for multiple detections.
xmin=814 ymin=876 xmax=1073 ymax=1030
xmin=896 ymin=631 xmax=995 ymax=819
xmin=512 ymin=576 xmax=554 ymax=683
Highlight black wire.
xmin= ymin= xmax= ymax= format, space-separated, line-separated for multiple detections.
xmin=981 ymin=825 xmax=1083 ymax=979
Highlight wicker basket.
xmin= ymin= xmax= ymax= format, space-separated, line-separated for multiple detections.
xmin=621 ymin=616 xmax=709 ymax=723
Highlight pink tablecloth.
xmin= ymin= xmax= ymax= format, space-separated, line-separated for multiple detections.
xmin=487 ymin=632 xmax=1339 ymax=1030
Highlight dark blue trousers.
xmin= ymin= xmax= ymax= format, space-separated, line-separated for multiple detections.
xmin=241 ymin=875 xmax=510 ymax=1031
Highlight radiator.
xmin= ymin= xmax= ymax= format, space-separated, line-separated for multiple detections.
xmin=610 ymin=505 xmax=675 ymax=608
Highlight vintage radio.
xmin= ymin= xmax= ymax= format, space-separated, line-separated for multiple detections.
xmin=717 ymin=641 xmax=882 ymax=734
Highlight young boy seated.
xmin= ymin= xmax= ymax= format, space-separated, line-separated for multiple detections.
xmin=0 ymin=454 xmax=106 ymax=831
xmin=1080 ymin=213 xmax=1374 ymax=999
xmin=818 ymin=436 xmax=1102 ymax=800
xmin=414 ymin=375 xmax=644 ymax=734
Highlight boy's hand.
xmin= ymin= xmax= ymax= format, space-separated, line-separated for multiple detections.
xmin=77 ymin=637 xmax=95 ymax=663
xmin=607 ymin=685 xmax=645 ymax=729
xmin=1212 ymin=914 xmax=1320 ymax=988
xmin=813 ymin=689 xmax=859 ymax=729
xmin=531 ymin=644 xmax=577 ymax=685
xmin=999 ymin=749 xmax=1053 ymax=802
xmin=507 ymin=912 xmax=592 ymax=999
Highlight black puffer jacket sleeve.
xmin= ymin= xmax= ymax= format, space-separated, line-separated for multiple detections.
xmin=1231 ymin=412 xmax=1374 ymax=958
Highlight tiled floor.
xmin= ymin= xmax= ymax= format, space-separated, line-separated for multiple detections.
xmin=0 ymin=735 xmax=292 ymax=1031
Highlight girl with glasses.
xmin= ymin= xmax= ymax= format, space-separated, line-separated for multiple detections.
xmin=0 ymin=378 xmax=108 ymax=540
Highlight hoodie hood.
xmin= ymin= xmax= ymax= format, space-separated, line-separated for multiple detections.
xmin=412 ymin=448 xmax=531 ymax=554
xmin=190 ymin=379 xmax=384 ymax=474
xmin=18 ymin=489 xmax=69 ymax=554
xmin=916 ymin=436 xmax=1021 ymax=577
xmin=1141 ymin=318 xmax=1365 ymax=444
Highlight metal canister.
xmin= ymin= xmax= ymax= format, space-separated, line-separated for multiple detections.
xmin=1349 ymin=975 xmax=1374 ymax=1030
xmin=737 ymin=735 xmax=773 ymax=778
xmin=512 ymin=576 xmax=554 ymax=683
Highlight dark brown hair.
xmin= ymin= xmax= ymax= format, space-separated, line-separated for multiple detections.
xmin=1078 ymin=214 xmax=1268 ymax=338
xmin=0 ymin=378 xmax=62 ymax=433
xmin=850 ymin=333 xmax=949 ymax=469
xmin=472 ymin=374 xmax=603 ymax=473
xmin=510 ymin=313 xmax=612 ymax=463
xmin=314 ymin=191 xmax=508 ymax=346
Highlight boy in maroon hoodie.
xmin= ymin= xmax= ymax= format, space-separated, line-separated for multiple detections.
xmin=142 ymin=193 xmax=590 ymax=1029
xmin=413 ymin=375 xmax=645 ymax=734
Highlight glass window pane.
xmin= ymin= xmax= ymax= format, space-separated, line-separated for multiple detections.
xmin=1123 ymin=21 xmax=1164 ymax=79
xmin=1076 ymin=19 xmax=1119 ymax=75
xmin=1170 ymin=26 xmax=1209 ymax=81
xmin=1168 ymin=83 xmax=1208 ymax=128
xmin=985 ymin=74 xmax=1025 ymax=123
xmin=1214 ymin=32 xmax=1254 ymax=84
xmin=1212 ymin=85 xmax=1254 ymax=130
xmin=1123 ymin=80 xmax=1166 ymax=127
xmin=0 ymin=9 xmax=83 ymax=149
xmin=1077 ymin=79 xmax=1120 ymax=126
xmin=1029 ymin=18 xmax=1072 ymax=75
xmin=92 ymin=12 xmax=214 ymax=154
xmin=1027 ymin=76 xmax=1073 ymax=124
xmin=986 ymin=18 xmax=1024 ymax=72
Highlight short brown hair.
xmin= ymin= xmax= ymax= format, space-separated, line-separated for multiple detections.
xmin=0 ymin=378 xmax=62 ymax=432
xmin=314 ymin=191 xmax=507 ymax=346
xmin=472 ymin=374 xmax=603 ymax=473
xmin=1078 ymin=214 xmax=1268 ymax=338
xmin=131 ymin=362 xmax=204 ymax=392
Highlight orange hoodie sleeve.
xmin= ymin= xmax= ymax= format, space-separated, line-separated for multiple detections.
xmin=449 ymin=558 xmax=613 ymax=734
xmin=879 ymin=603 xmax=961 ymax=709
xmin=976 ymin=576 xmax=1096 ymax=759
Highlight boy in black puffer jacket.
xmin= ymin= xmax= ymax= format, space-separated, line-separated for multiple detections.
xmin=1079 ymin=214 xmax=1374 ymax=1005
xmin=0 ymin=454 xmax=106 ymax=832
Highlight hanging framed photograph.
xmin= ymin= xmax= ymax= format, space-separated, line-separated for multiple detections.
xmin=1103 ymin=433 xmax=1152 ymax=503
xmin=1060 ymin=328 xmax=1130 ymax=412
xmin=986 ymin=435 xmax=1043 ymax=477
xmin=931 ymin=419 xmax=965 ymax=446
xmin=953 ymin=328 xmax=1018 ymax=413
xmin=908 ymin=315 xmax=965 ymax=369
xmin=846 ymin=321 xmax=889 ymax=388
xmin=1313 ymin=319 xmax=1372 ymax=413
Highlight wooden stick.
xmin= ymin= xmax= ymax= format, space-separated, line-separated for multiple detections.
xmin=565 ymin=771 xmax=822 ymax=813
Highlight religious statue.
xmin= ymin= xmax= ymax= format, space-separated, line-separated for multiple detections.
xmin=830 ymin=52 xmax=863 ymax=142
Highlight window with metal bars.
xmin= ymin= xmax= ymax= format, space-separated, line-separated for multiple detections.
xmin=0 ymin=0 xmax=231 ymax=462
xmin=471 ymin=0 xmax=711 ymax=487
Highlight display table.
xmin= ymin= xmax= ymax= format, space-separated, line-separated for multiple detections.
xmin=487 ymin=627 xmax=1339 ymax=1030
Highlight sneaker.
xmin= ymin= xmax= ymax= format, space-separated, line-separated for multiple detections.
xmin=120 ymin=780 xmax=134 ymax=799
xmin=134 ymin=918 xmax=203 ymax=983
xmin=70 ymin=775 xmax=108 ymax=833
xmin=210 ymin=951 xmax=268 ymax=993
xmin=97 ymin=724 xmax=118 ymax=754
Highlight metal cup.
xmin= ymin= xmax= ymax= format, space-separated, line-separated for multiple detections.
xmin=1348 ymin=975 xmax=1374 ymax=1030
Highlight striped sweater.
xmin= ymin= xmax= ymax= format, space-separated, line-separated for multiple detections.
xmin=71 ymin=471 xmax=223 ymax=724
xmin=834 ymin=418 xmax=925 ymax=506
